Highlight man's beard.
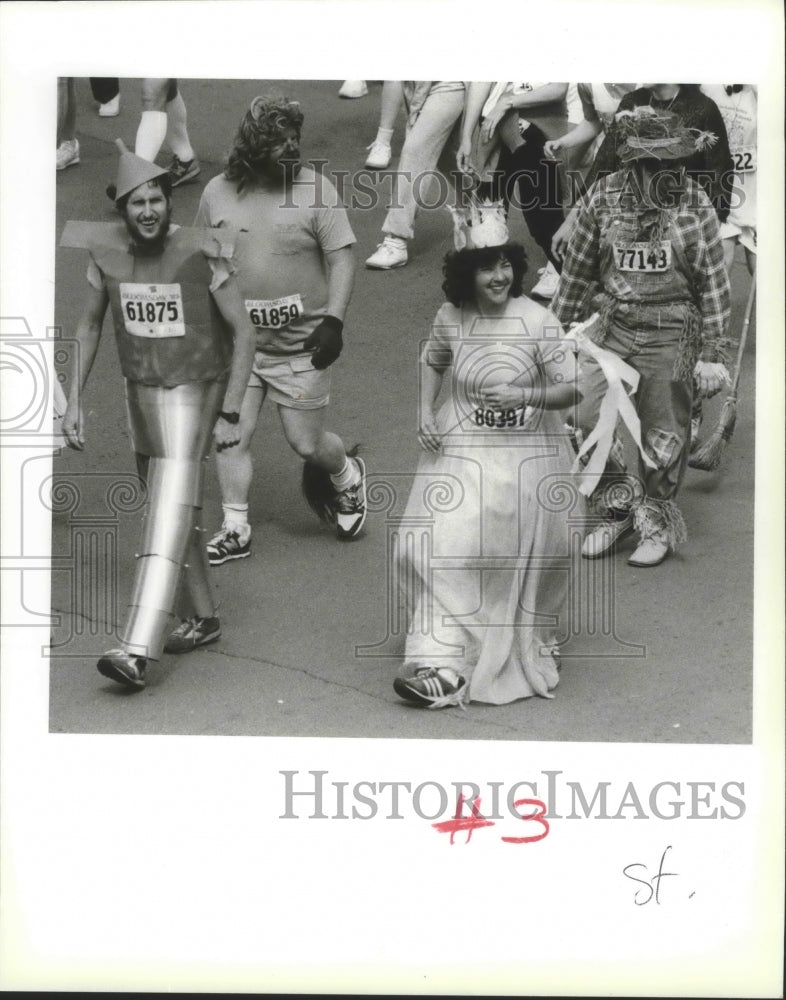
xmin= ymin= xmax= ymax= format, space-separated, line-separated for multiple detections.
xmin=125 ymin=212 xmax=170 ymax=250
xmin=255 ymin=155 xmax=302 ymax=185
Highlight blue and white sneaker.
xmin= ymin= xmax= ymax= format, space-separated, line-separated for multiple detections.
xmin=332 ymin=456 xmax=367 ymax=540
xmin=207 ymin=526 xmax=251 ymax=566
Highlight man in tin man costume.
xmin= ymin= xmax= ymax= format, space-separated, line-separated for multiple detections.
xmin=61 ymin=141 xmax=257 ymax=689
xmin=552 ymin=106 xmax=731 ymax=567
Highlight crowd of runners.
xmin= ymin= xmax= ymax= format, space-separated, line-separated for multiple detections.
xmin=56 ymin=79 xmax=757 ymax=708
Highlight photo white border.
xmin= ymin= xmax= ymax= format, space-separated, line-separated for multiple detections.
xmin=1 ymin=1 xmax=783 ymax=994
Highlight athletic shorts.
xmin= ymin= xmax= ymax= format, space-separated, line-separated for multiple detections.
xmin=719 ymin=221 xmax=757 ymax=255
xmin=248 ymin=350 xmax=330 ymax=410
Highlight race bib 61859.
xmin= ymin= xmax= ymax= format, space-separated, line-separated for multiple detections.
xmin=245 ymin=294 xmax=304 ymax=330
xmin=119 ymin=283 xmax=185 ymax=338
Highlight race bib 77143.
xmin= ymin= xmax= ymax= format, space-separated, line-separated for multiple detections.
xmin=613 ymin=241 xmax=672 ymax=272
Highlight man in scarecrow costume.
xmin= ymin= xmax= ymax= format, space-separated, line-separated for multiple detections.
xmin=552 ymin=106 xmax=731 ymax=567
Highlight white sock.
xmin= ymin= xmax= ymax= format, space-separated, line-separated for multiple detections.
xmin=135 ymin=110 xmax=168 ymax=161
xmin=329 ymin=457 xmax=359 ymax=491
xmin=382 ymin=235 xmax=407 ymax=248
xmin=222 ymin=503 xmax=250 ymax=540
xmin=165 ymin=93 xmax=195 ymax=162
xmin=374 ymin=127 xmax=394 ymax=146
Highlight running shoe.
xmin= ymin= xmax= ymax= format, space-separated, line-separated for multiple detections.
xmin=393 ymin=666 xmax=467 ymax=709
xmin=365 ymin=140 xmax=392 ymax=169
xmin=168 ymin=155 xmax=201 ymax=187
xmin=56 ymin=139 xmax=80 ymax=171
xmin=97 ymin=649 xmax=146 ymax=690
xmin=332 ymin=456 xmax=367 ymax=539
xmin=338 ymin=81 xmax=368 ymax=99
xmin=207 ymin=526 xmax=251 ymax=565
xmin=365 ymin=236 xmax=408 ymax=269
xmin=98 ymin=95 xmax=120 ymax=117
xmin=530 ymin=261 xmax=559 ymax=299
xmin=164 ymin=616 xmax=221 ymax=653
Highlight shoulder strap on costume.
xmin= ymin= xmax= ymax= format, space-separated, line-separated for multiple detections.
xmin=60 ymin=220 xmax=128 ymax=251
xmin=60 ymin=221 xmax=241 ymax=259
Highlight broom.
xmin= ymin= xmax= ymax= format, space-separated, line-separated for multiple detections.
xmin=689 ymin=275 xmax=756 ymax=472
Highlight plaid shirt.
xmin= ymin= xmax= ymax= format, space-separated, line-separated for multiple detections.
xmin=551 ymin=171 xmax=731 ymax=362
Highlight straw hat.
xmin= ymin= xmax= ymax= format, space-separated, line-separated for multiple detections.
xmin=615 ymin=106 xmax=718 ymax=163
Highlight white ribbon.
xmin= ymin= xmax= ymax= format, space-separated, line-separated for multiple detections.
xmin=564 ymin=313 xmax=657 ymax=497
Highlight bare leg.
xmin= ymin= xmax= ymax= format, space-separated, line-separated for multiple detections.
xmin=278 ymin=406 xmax=346 ymax=473
xmin=214 ymin=383 xmax=266 ymax=508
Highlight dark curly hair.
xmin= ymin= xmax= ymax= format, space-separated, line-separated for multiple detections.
xmin=224 ymin=94 xmax=305 ymax=191
xmin=441 ymin=243 xmax=528 ymax=307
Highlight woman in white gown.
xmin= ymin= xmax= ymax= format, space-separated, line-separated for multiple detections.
xmin=394 ymin=204 xmax=584 ymax=708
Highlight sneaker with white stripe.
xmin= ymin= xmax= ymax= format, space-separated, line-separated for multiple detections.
xmin=393 ymin=666 xmax=467 ymax=709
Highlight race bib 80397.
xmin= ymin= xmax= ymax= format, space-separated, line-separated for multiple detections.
xmin=613 ymin=241 xmax=672 ymax=272
xmin=245 ymin=294 xmax=304 ymax=330
xmin=119 ymin=283 xmax=186 ymax=338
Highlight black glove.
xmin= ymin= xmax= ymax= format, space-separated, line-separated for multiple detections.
xmin=304 ymin=315 xmax=343 ymax=370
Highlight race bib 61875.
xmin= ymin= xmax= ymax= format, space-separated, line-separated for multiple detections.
xmin=119 ymin=283 xmax=186 ymax=338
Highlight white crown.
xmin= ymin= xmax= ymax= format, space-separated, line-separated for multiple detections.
xmin=448 ymin=198 xmax=509 ymax=251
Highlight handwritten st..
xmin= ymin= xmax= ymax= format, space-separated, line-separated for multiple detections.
xmin=623 ymin=845 xmax=694 ymax=905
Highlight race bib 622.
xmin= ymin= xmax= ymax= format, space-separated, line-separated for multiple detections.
xmin=731 ymin=146 xmax=756 ymax=173
xmin=119 ymin=283 xmax=185 ymax=338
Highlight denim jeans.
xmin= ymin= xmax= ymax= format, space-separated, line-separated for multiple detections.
xmin=576 ymin=303 xmax=694 ymax=502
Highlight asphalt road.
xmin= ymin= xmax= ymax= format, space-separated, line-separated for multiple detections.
xmin=49 ymin=78 xmax=755 ymax=741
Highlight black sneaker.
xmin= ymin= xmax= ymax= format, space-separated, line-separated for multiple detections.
xmin=332 ymin=456 xmax=367 ymax=540
xmin=164 ymin=616 xmax=221 ymax=654
xmin=97 ymin=649 xmax=147 ymax=690
xmin=168 ymin=155 xmax=201 ymax=187
xmin=393 ymin=666 xmax=467 ymax=709
xmin=207 ymin=527 xmax=251 ymax=566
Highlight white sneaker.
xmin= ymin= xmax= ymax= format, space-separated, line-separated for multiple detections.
xmin=365 ymin=140 xmax=392 ymax=169
xmin=98 ymin=95 xmax=120 ymax=117
xmin=56 ymin=139 xmax=80 ymax=171
xmin=365 ymin=236 xmax=408 ymax=270
xmin=581 ymin=514 xmax=634 ymax=559
xmin=338 ymin=80 xmax=368 ymax=99
xmin=531 ymin=261 xmax=560 ymax=300
xmin=628 ymin=530 xmax=670 ymax=567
